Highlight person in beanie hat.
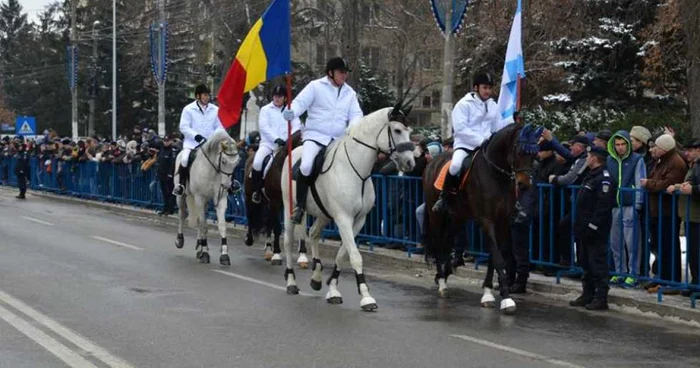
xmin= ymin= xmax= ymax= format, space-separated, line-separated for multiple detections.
xmin=570 ymin=145 xmax=616 ymax=310
xmin=641 ymin=134 xmax=687 ymax=289
xmin=630 ymin=125 xmax=653 ymax=170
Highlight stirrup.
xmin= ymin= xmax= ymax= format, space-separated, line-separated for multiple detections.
xmin=173 ymin=184 xmax=184 ymax=196
xmin=251 ymin=191 xmax=262 ymax=204
xmin=291 ymin=207 xmax=305 ymax=224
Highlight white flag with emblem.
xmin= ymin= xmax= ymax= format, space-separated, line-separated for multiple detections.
xmin=497 ymin=0 xmax=525 ymax=124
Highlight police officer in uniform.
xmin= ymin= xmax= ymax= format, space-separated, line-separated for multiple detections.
xmin=156 ymin=135 xmax=178 ymax=215
xmin=250 ymin=85 xmax=301 ymax=204
xmin=433 ymin=72 xmax=507 ymax=213
xmin=14 ymin=143 xmax=30 ymax=199
xmin=174 ymin=83 xmax=226 ymax=196
xmin=283 ymin=57 xmax=364 ymax=224
xmin=570 ymin=145 xmax=616 ymax=310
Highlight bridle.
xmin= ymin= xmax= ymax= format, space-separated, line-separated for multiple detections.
xmin=481 ymin=128 xmax=535 ymax=182
xmin=198 ymin=139 xmax=239 ymax=176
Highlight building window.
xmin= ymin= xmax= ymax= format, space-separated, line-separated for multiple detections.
xmin=422 ymin=95 xmax=431 ymax=108
xmin=431 ymin=90 xmax=441 ymax=108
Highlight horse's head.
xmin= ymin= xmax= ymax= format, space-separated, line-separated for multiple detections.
xmin=381 ymin=102 xmax=416 ymax=173
xmin=511 ymin=123 xmax=543 ymax=191
xmin=202 ymin=130 xmax=240 ymax=186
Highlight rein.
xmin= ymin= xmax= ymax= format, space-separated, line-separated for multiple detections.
xmin=199 ymin=139 xmax=239 ymax=176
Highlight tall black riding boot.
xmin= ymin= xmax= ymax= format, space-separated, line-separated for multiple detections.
xmin=251 ymin=169 xmax=263 ymax=203
xmin=292 ymin=174 xmax=310 ymax=225
xmin=432 ymin=173 xmax=459 ymax=213
xmin=173 ymin=164 xmax=189 ymax=196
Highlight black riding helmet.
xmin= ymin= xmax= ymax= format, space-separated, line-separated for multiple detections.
xmin=246 ymin=131 xmax=261 ymax=146
xmin=272 ymin=84 xmax=287 ymax=97
xmin=194 ymin=84 xmax=211 ymax=96
xmin=325 ymin=57 xmax=351 ymax=73
xmin=473 ymin=72 xmax=494 ymax=87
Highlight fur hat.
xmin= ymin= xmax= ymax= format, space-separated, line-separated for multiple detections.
xmin=655 ymin=134 xmax=676 ymax=152
xmin=630 ymin=126 xmax=652 ymax=145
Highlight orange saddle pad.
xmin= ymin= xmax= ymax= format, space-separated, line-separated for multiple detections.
xmin=433 ymin=156 xmax=475 ymax=191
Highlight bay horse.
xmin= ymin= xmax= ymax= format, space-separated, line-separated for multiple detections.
xmin=243 ymin=130 xmax=308 ymax=267
xmin=422 ymin=123 xmax=541 ymax=315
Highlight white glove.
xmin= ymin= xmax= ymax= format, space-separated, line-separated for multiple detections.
xmin=283 ymin=109 xmax=294 ymax=121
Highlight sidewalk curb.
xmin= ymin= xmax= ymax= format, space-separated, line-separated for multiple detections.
xmin=18 ymin=188 xmax=700 ymax=325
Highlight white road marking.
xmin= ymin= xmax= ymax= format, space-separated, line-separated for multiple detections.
xmin=0 ymin=303 xmax=98 ymax=368
xmin=21 ymin=216 xmax=54 ymax=226
xmin=92 ymin=236 xmax=144 ymax=251
xmin=450 ymin=334 xmax=586 ymax=368
xmin=0 ymin=289 xmax=134 ymax=368
xmin=213 ymin=270 xmax=316 ymax=297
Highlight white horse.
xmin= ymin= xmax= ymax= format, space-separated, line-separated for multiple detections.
xmin=174 ymin=129 xmax=240 ymax=265
xmin=281 ymin=103 xmax=416 ymax=311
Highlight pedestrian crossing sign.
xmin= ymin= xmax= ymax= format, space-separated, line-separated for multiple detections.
xmin=15 ymin=116 xmax=36 ymax=136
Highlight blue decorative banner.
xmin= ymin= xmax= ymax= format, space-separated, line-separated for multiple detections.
xmin=149 ymin=22 xmax=169 ymax=84
xmin=430 ymin=0 xmax=470 ymax=35
xmin=66 ymin=45 xmax=79 ymax=91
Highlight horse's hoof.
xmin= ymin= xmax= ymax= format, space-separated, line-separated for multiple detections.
xmin=199 ymin=252 xmax=210 ymax=264
xmin=501 ymin=298 xmax=517 ymax=315
xmin=244 ymin=234 xmax=254 ymax=246
xmin=286 ymin=285 xmax=299 ymax=295
xmin=327 ymin=296 xmax=343 ymax=304
xmin=360 ymin=303 xmax=378 ymax=312
xmin=310 ymin=278 xmax=322 ymax=291
xmin=220 ymin=254 xmax=231 ymax=266
xmin=264 ymin=248 xmax=273 ymax=261
xmin=175 ymin=235 xmax=184 ymax=249
xmin=270 ymin=254 xmax=283 ymax=266
xmin=360 ymin=297 xmax=378 ymax=312
xmin=438 ymin=289 xmax=449 ymax=299
xmin=481 ymin=301 xmax=496 ymax=308
xmin=297 ymin=253 xmax=309 ymax=269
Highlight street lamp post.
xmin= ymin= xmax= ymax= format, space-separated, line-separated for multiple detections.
xmin=88 ymin=20 xmax=100 ymax=137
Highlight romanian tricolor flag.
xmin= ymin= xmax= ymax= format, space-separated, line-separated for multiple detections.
xmin=217 ymin=0 xmax=291 ymax=128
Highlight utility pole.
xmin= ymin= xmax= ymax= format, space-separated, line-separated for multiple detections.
xmin=440 ymin=1 xmax=454 ymax=140
xmin=157 ymin=0 xmax=166 ymax=137
xmin=88 ymin=20 xmax=100 ymax=137
xmin=112 ymin=0 xmax=117 ymax=141
xmin=70 ymin=0 xmax=78 ymax=140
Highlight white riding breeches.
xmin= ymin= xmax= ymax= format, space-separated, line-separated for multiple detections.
xmin=180 ymin=148 xmax=192 ymax=168
xmin=449 ymin=149 xmax=469 ymax=176
xmin=300 ymin=140 xmax=324 ymax=177
xmin=253 ymin=145 xmax=274 ymax=171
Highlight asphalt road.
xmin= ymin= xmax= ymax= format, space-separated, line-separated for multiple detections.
xmin=1 ymin=188 xmax=699 ymax=368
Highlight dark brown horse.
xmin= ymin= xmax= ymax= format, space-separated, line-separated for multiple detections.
xmin=244 ymin=131 xmax=308 ymax=267
xmin=422 ymin=123 xmax=542 ymax=315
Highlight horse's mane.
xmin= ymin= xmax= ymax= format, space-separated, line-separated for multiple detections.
xmin=202 ymin=129 xmax=233 ymax=153
xmin=345 ymin=107 xmax=392 ymax=139
xmin=481 ymin=122 xmax=523 ymax=152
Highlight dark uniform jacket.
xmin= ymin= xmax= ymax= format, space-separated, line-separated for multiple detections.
xmin=14 ymin=151 xmax=30 ymax=176
xmin=574 ymin=165 xmax=616 ymax=241
xmin=156 ymin=145 xmax=178 ymax=178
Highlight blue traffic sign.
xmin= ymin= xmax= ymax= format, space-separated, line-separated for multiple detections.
xmin=16 ymin=116 xmax=36 ymax=136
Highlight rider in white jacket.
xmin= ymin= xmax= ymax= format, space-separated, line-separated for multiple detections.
xmin=250 ymin=85 xmax=301 ymax=203
xmin=282 ymin=57 xmax=364 ymax=224
xmin=433 ymin=72 xmax=508 ymax=212
xmin=174 ymin=84 xmax=226 ymax=196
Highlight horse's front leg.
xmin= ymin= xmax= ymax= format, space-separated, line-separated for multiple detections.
xmin=216 ymin=196 xmax=230 ymax=266
xmin=482 ymin=221 xmax=516 ymax=314
xmin=175 ymin=194 xmax=185 ymax=249
xmin=297 ymin=238 xmax=309 ymax=269
xmin=337 ymin=215 xmax=377 ymax=312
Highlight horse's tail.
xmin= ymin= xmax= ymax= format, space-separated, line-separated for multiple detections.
xmin=186 ymin=195 xmax=198 ymax=228
xmin=246 ymin=200 xmax=266 ymax=236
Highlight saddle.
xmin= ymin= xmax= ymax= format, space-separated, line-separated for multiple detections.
xmin=292 ymin=143 xmax=329 ymax=183
xmin=433 ymin=151 xmax=478 ymax=191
